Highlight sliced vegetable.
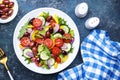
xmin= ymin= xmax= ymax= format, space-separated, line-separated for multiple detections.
xmin=35 ymin=38 xmax=44 ymax=44
xmin=44 ymin=38 xmax=53 ymax=48
xmin=52 ymin=47 xmax=61 ymax=56
xmin=20 ymin=37 xmax=30 ymax=47
xmin=32 ymin=18 xmax=42 ymax=27
xmin=30 ymin=30 xmax=38 ymax=41
xmin=53 ymin=14 xmax=59 ymax=23
xmin=53 ymin=33 xmax=62 ymax=39
xmin=60 ymin=25 xmax=69 ymax=33
xmin=47 ymin=58 xmax=55 ymax=68
xmin=61 ymin=43 xmax=71 ymax=52
xmin=55 ymin=38 xmax=64 ymax=47
xmin=40 ymin=51 xmax=50 ymax=60
xmin=54 ymin=62 xmax=58 ymax=69
xmin=56 ymin=56 xmax=61 ymax=63
xmin=62 ymin=55 xmax=68 ymax=62
xmin=23 ymin=48 xmax=33 ymax=58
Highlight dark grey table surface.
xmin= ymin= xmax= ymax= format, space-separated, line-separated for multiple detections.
xmin=0 ymin=0 xmax=120 ymax=80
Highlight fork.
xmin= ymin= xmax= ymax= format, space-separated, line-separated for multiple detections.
xmin=0 ymin=48 xmax=14 ymax=80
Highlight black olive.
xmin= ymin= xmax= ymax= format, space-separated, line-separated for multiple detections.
xmin=62 ymin=50 xmax=67 ymax=55
xmin=58 ymin=29 xmax=65 ymax=35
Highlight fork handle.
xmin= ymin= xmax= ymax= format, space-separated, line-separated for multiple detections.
xmin=4 ymin=63 xmax=14 ymax=80
xmin=7 ymin=70 xmax=14 ymax=80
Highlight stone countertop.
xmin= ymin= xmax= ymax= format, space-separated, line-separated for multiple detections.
xmin=0 ymin=0 xmax=120 ymax=80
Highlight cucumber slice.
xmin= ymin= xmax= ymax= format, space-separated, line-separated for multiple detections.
xmin=23 ymin=48 xmax=33 ymax=58
xmin=60 ymin=25 xmax=69 ymax=33
xmin=40 ymin=51 xmax=50 ymax=60
xmin=53 ymin=33 xmax=62 ymax=39
xmin=47 ymin=58 xmax=55 ymax=67
xmin=61 ymin=43 xmax=72 ymax=52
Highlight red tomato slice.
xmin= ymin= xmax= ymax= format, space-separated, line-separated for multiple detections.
xmin=52 ymin=47 xmax=61 ymax=56
xmin=35 ymin=38 xmax=44 ymax=44
xmin=63 ymin=33 xmax=72 ymax=43
xmin=55 ymin=38 xmax=64 ymax=47
xmin=44 ymin=38 xmax=53 ymax=48
xmin=20 ymin=37 xmax=30 ymax=47
xmin=32 ymin=18 xmax=42 ymax=27
xmin=56 ymin=57 xmax=61 ymax=63
xmin=63 ymin=33 xmax=72 ymax=39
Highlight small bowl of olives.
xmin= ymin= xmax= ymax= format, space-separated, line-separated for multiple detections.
xmin=0 ymin=0 xmax=18 ymax=23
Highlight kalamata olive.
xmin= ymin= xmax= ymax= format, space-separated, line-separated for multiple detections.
xmin=3 ymin=0 xmax=10 ymax=5
xmin=36 ymin=57 xmax=40 ymax=62
xmin=62 ymin=50 xmax=67 ymax=55
xmin=1 ymin=14 xmax=8 ymax=19
xmin=0 ymin=10 xmax=5 ymax=15
xmin=58 ymin=29 xmax=65 ymax=35
xmin=29 ymin=18 xmax=35 ymax=24
xmin=46 ymin=16 xmax=52 ymax=22
xmin=2 ymin=7 xmax=9 ymax=13
xmin=49 ymin=27 xmax=53 ymax=33
xmin=7 ymin=9 xmax=13 ymax=16
xmin=8 ymin=2 xmax=14 ymax=8
xmin=45 ymin=31 xmax=50 ymax=38
xmin=32 ymin=46 xmax=37 ymax=55
xmin=29 ymin=41 xmax=35 ymax=47
xmin=0 ymin=4 xmax=5 ymax=9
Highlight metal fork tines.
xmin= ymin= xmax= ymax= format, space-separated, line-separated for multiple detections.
xmin=0 ymin=48 xmax=14 ymax=80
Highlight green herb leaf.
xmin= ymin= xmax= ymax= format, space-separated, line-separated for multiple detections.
xmin=18 ymin=21 xmax=29 ymax=39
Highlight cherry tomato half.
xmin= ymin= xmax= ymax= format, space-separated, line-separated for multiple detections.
xmin=35 ymin=38 xmax=44 ymax=44
xmin=63 ymin=33 xmax=72 ymax=43
xmin=44 ymin=38 xmax=53 ymax=48
xmin=52 ymin=47 xmax=61 ymax=56
xmin=32 ymin=18 xmax=42 ymax=28
xmin=55 ymin=38 xmax=64 ymax=47
xmin=20 ymin=37 xmax=30 ymax=47
xmin=56 ymin=57 xmax=61 ymax=63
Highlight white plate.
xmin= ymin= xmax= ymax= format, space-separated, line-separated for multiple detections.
xmin=13 ymin=8 xmax=80 ymax=74
xmin=0 ymin=0 xmax=18 ymax=23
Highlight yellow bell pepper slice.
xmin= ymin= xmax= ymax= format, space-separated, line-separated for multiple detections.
xmin=53 ymin=14 xmax=59 ymax=24
xmin=54 ymin=62 xmax=58 ymax=69
xmin=31 ymin=30 xmax=38 ymax=41
xmin=62 ymin=55 xmax=68 ymax=63
xmin=19 ymin=44 xmax=24 ymax=49
xmin=60 ymin=25 xmax=65 ymax=29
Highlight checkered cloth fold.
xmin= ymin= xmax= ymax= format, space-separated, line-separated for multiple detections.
xmin=58 ymin=30 xmax=120 ymax=80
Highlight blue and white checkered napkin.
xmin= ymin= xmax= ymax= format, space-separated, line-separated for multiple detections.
xmin=58 ymin=30 xmax=120 ymax=80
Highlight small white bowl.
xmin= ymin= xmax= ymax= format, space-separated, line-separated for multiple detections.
xmin=0 ymin=0 xmax=18 ymax=23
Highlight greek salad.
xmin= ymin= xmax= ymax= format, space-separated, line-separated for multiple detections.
xmin=18 ymin=12 xmax=74 ymax=69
